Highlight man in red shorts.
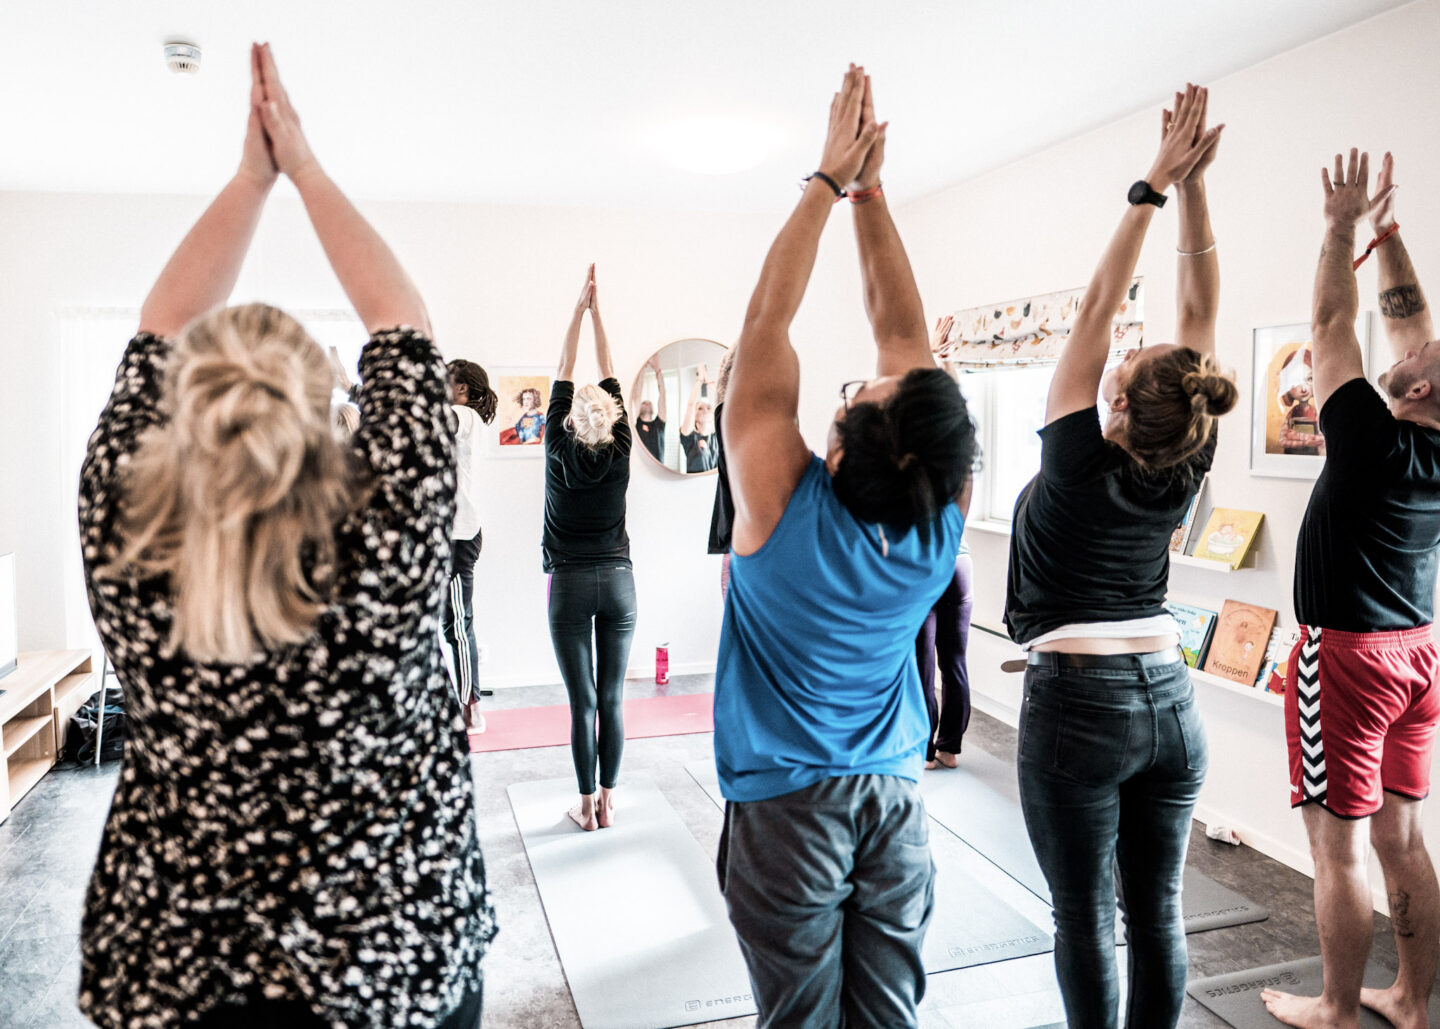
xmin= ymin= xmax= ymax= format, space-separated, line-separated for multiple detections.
xmin=1263 ymin=150 xmax=1440 ymax=1029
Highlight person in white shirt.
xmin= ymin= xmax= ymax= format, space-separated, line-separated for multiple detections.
xmin=446 ymin=358 xmax=497 ymax=733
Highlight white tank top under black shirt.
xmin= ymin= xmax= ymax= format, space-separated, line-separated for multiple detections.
xmin=1005 ymin=405 xmax=1214 ymax=646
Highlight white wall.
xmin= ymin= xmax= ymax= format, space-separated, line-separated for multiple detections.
xmin=897 ymin=0 xmax=1440 ymax=895
xmin=0 ymin=185 xmax=878 ymax=689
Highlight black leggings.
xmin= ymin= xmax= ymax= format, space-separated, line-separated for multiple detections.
xmin=194 ymin=985 xmax=483 ymax=1028
xmin=547 ymin=564 xmax=638 ymax=794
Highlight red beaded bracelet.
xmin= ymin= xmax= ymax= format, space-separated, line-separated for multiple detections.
xmin=1354 ymin=223 xmax=1400 ymax=270
xmin=849 ymin=184 xmax=884 ymax=204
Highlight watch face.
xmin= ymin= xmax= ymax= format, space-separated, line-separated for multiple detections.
xmin=1128 ymin=180 xmax=1149 ymax=205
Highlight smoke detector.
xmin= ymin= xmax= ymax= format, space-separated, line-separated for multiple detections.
xmin=163 ymin=41 xmax=201 ymax=75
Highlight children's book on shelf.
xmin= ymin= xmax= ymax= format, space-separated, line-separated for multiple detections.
xmin=1191 ymin=508 xmax=1264 ymax=569
xmin=1255 ymin=626 xmax=1303 ymax=694
xmin=1203 ymin=600 xmax=1278 ymax=685
xmin=1169 ymin=476 xmax=1209 ymax=555
xmin=1165 ymin=601 xmax=1218 ymax=668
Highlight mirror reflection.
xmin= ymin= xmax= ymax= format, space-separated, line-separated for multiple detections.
xmin=631 ymin=338 xmax=729 ymax=475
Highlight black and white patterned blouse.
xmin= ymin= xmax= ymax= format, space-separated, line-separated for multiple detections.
xmin=76 ymin=327 xmax=496 ymax=1028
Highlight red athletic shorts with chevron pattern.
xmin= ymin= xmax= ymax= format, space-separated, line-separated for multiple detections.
xmin=1285 ymin=625 xmax=1440 ymax=818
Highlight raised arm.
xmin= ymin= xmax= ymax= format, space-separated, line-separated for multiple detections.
xmin=848 ymin=77 xmax=932 ymax=376
xmin=1173 ymin=89 xmax=1224 ymax=358
xmin=653 ymin=356 xmax=669 ymax=415
xmin=1368 ymin=153 xmax=1433 ymax=362
xmin=590 ymin=269 xmax=614 ymax=381
xmin=139 ymin=44 xmax=277 ymax=338
xmin=683 ymin=366 xmax=708 ymax=432
xmin=556 ymin=265 xmax=593 ymax=381
xmin=728 ymin=64 xmax=878 ymax=554
xmin=1312 ymin=149 xmax=1371 ymax=408
xmin=255 ymin=44 xmax=430 ymax=337
xmin=1047 ymin=84 xmax=1219 ymax=423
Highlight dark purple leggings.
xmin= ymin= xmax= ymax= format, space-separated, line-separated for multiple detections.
xmin=915 ymin=554 xmax=974 ymax=761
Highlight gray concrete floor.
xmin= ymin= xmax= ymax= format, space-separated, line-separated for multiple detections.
xmin=0 ymin=671 xmax=1404 ymax=1028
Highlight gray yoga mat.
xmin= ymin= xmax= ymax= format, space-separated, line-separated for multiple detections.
xmin=682 ymin=759 xmax=1055 ymax=974
xmin=919 ymin=746 xmax=1269 ymax=933
xmin=1188 ymin=956 xmax=1440 ymax=1027
xmin=507 ymin=776 xmax=757 ymax=1029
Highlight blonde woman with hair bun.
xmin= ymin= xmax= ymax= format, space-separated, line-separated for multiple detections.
xmin=544 ymin=263 xmax=636 ymax=832
xmin=77 ymin=43 xmax=491 ymax=1029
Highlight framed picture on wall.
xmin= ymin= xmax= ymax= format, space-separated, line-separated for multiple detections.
xmin=489 ymin=367 xmax=554 ymax=457
xmin=1249 ymin=314 xmax=1370 ymax=479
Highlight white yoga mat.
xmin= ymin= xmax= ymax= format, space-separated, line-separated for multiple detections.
xmin=507 ymin=776 xmax=757 ymax=1029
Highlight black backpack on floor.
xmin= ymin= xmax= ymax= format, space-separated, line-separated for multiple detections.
xmin=65 ymin=685 xmax=126 ymax=764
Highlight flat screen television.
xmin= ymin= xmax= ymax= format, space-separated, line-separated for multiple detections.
xmin=0 ymin=554 xmax=16 ymax=680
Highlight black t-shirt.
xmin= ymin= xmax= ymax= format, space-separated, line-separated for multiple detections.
xmin=707 ymin=403 xmax=734 ymax=555
xmin=1005 ymin=406 xmax=1215 ymax=644
xmin=636 ymin=416 xmax=666 ymax=462
xmin=682 ymin=429 xmax=718 ymax=473
xmin=542 ymin=379 xmax=632 ymax=572
xmin=1295 ymin=378 xmax=1440 ymax=631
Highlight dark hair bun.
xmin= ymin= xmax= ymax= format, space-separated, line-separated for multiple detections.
xmin=831 ymin=368 xmax=979 ymax=538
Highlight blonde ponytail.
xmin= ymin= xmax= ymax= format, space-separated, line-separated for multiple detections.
xmin=101 ymin=304 xmax=358 ymax=663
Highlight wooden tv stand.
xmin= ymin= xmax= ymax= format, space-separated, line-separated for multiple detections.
xmin=0 ymin=650 xmax=97 ymax=824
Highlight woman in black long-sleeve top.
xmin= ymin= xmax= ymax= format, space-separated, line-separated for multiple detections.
xmin=544 ymin=264 xmax=637 ymax=832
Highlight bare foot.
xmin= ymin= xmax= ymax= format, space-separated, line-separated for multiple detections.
xmin=1260 ymin=989 xmax=1358 ymax=1028
xmin=935 ymin=751 xmax=959 ymax=768
xmin=1360 ymin=985 xmax=1429 ymax=1029
xmin=924 ymin=759 xmax=938 ymax=770
xmin=568 ymin=795 xmax=598 ymax=832
xmin=464 ymin=700 xmax=486 ymax=734
xmin=596 ymin=787 xmax=616 ymax=828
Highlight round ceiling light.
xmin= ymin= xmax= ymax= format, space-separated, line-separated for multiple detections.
xmin=643 ymin=117 xmax=782 ymax=176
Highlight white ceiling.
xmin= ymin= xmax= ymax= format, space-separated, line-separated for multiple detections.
xmin=0 ymin=0 xmax=1413 ymax=212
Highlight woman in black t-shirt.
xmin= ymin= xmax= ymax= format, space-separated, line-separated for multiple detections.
xmin=680 ymin=365 xmax=719 ymax=472
xmin=544 ymin=265 xmax=636 ymax=833
xmin=1007 ymin=85 xmax=1237 ymax=1029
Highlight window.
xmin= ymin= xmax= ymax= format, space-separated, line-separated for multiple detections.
xmin=945 ymin=280 xmax=1144 ymax=527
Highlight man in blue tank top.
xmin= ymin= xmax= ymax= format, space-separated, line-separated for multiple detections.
xmin=715 ymin=65 xmax=978 ymax=1028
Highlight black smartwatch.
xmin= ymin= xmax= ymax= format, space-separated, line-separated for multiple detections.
xmin=1127 ymin=180 xmax=1167 ymax=208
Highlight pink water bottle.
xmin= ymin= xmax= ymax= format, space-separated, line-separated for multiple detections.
xmin=655 ymin=644 xmax=670 ymax=685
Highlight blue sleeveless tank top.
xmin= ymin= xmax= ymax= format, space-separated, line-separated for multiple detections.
xmin=715 ymin=456 xmax=966 ymax=802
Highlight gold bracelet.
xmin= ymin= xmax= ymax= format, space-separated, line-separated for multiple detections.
xmin=1177 ymin=242 xmax=1216 ymax=257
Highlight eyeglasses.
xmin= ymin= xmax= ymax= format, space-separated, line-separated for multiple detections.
xmin=840 ymin=380 xmax=867 ymax=411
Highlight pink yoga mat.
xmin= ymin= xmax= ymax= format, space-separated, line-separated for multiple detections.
xmin=469 ymin=692 xmax=715 ymax=753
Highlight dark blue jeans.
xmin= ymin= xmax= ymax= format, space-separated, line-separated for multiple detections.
xmin=547 ymin=564 xmax=637 ymax=795
xmin=1017 ymin=651 xmax=1207 ymax=1029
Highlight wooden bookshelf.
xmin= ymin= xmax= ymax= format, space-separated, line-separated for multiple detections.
xmin=1169 ymin=553 xmax=1237 ymax=573
xmin=0 ymin=650 xmax=95 ymax=824
xmin=1191 ymin=667 xmax=1285 ymax=708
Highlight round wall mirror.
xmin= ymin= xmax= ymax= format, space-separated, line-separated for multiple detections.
xmin=631 ymin=338 xmax=729 ymax=475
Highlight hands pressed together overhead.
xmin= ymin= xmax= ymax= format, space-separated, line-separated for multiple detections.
xmin=818 ymin=64 xmax=885 ymax=194
xmin=238 ymin=42 xmax=320 ymax=186
xmin=573 ymin=263 xmax=599 ymax=314
xmin=1149 ymin=83 xmax=1224 ymax=193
